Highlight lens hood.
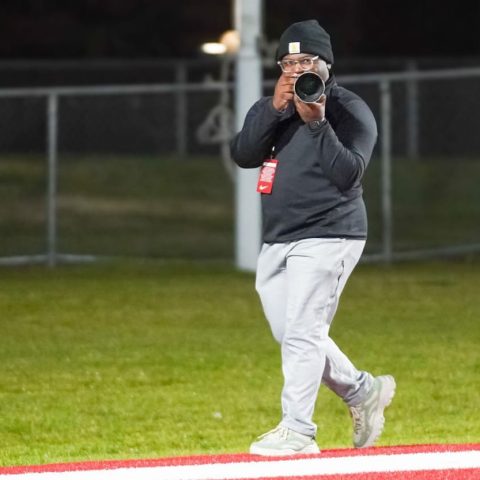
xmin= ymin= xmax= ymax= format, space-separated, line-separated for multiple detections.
xmin=294 ymin=72 xmax=325 ymax=103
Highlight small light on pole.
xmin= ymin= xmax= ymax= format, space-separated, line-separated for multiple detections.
xmin=201 ymin=30 xmax=240 ymax=56
xmin=201 ymin=42 xmax=227 ymax=55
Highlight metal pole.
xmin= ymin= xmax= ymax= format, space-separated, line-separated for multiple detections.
xmin=406 ymin=60 xmax=419 ymax=158
xmin=47 ymin=93 xmax=58 ymax=267
xmin=175 ymin=62 xmax=187 ymax=157
xmin=233 ymin=0 xmax=262 ymax=271
xmin=220 ymin=56 xmax=236 ymax=182
xmin=380 ymin=80 xmax=393 ymax=263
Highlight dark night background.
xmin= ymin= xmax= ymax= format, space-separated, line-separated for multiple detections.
xmin=0 ymin=0 xmax=479 ymax=60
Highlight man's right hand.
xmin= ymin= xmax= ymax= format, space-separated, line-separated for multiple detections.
xmin=272 ymin=73 xmax=297 ymax=112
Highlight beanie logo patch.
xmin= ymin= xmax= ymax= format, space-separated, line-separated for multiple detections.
xmin=288 ymin=42 xmax=300 ymax=54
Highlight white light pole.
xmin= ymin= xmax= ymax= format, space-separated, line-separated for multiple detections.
xmin=233 ymin=0 xmax=263 ymax=271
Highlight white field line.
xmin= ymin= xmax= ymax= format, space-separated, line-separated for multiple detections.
xmin=1 ymin=450 xmax=479 ymax=480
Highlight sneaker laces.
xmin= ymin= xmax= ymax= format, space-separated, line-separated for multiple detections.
xmin=349 ymin=406 xmax=364 ymax=435
xmin=258 ymin=425 xmax=289 ymax=440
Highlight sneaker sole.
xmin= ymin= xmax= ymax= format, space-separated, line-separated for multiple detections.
xmin=250 ymin=443 xmax=320 ymax=456
xmin=358 ymin=375 xmax=396 ymax=448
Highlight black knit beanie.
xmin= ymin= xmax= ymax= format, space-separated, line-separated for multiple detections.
xmin=276 ymin=19 xmax=334 ymax=65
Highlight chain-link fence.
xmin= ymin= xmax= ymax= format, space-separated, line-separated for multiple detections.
xmin=345 ymin=68 xmax=480 ymax=261
xmin=1 ymin=64 xmax=479 ymax=265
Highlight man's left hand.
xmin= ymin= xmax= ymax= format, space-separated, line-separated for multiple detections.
xmin=294 ymin=94 xmax=326 ymax=124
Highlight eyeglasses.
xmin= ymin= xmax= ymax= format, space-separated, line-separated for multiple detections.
xmin=277 ymin=56 xmax=319 ymax=72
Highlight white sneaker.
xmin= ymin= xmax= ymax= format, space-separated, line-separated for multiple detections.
xmin=250 ymin=425 xmax=320 ymax=456
xmin=349 ymin=375 xmax=396 ymax=448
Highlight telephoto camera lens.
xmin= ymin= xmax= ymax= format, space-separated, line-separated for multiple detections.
xmin=294 ymin=72 xmax=325 ymax=103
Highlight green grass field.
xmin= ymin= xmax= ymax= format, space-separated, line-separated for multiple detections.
xmin=1 ymin=258 xmax=479 ymax=467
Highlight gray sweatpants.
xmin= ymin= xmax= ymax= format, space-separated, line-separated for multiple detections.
xmin=255 ymin=238 xmax=373 ymax=437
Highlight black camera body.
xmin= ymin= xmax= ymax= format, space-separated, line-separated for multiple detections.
xmin=294 ymin=72 xmax=325 ymax=103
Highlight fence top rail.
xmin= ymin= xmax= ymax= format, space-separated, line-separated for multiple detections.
xmin=0 ymin=65 xmax=479 ymax=98
xmin=339 ymin=65 xmax=480 ymax=84
xmin=0 ymin=82 xmax=226 ymax=98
